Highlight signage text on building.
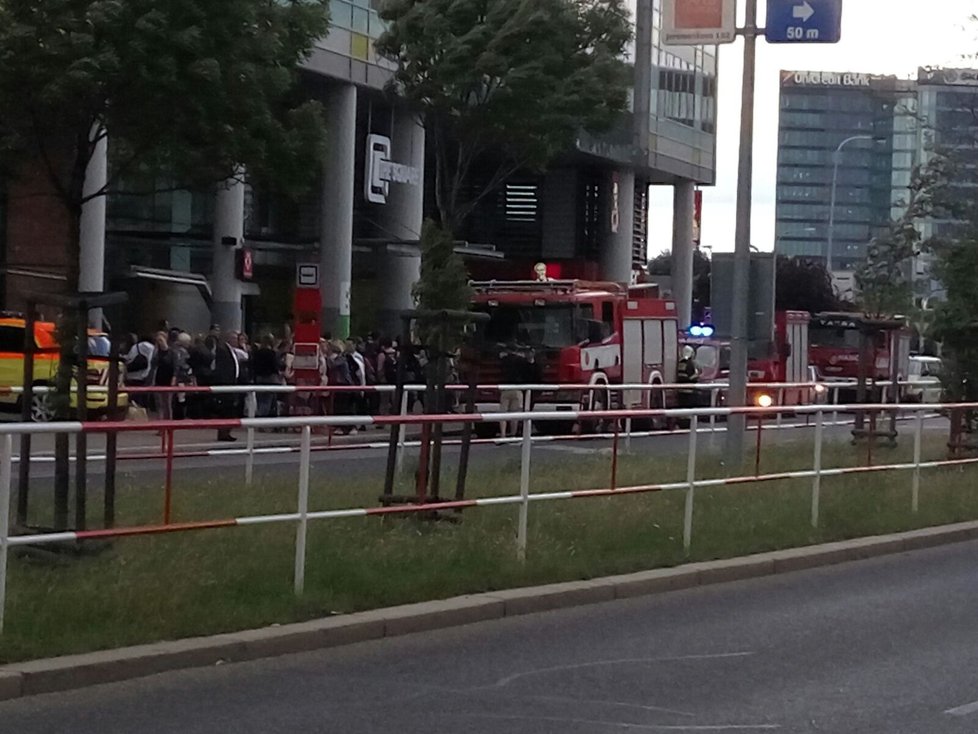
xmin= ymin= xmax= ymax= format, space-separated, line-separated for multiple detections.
xmin=365 ymin=134 xmax=422 ymax=205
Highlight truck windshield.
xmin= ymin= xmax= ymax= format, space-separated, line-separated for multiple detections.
xmin=475 ymin=304 xmax=578 ymax=349
xmin=810 ymin=326 xmax=885 ymax=350
xmin=810 ymin=326 xmax=862 ymax=349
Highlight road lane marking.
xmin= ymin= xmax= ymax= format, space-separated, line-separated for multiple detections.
xmin=945 ymin=699 xmax=978 ymax=716
xmin=454 ymin=713 xmax=779 ymax=730
xmin=486 ymin=652 xmax=755 ymax=689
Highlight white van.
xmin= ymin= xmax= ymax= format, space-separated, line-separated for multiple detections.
xmin=906 ymin=356 xmax=943 ymax=403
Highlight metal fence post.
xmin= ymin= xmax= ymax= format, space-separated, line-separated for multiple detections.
xmin=0 ymin=434 xmax=12 ymax=634
xmin=709 ymin=388 xmax=718 ymax=433
xmin=812 ymin=410 xmax=824 ymax=529
xmin=683 ymin=414 xmax=698 ymax=553
xmin=516 ymin=415 xmax=533 ymax=561
xmin=832 ymin=386 xmax=840 ymax=425
xmin=395 ymin=388 xmax=410 ymax=476
xmin=245 ymin=389 xmax=256 ymax=486
xmin=294 ymin=425 xmax=312 ymax=595
xmin=624 ymin=417 xmax=633 ymax=453
xmin=912 ymin=411 xmax=923 ymax=514
xmin=776 ymin=388 xmax=784 ymax=430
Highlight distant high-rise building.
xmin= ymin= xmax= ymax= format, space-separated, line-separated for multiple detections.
xmin=774 ymin=70 xmax=916 ymax=273
xmin=775 ymin=67 xmax=978 ymax=297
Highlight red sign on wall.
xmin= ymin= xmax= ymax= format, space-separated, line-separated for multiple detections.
xmin=236 ymin=248 xmax=254 ymax=281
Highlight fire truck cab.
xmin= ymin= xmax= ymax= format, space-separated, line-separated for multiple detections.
xmin=809 ymin=312 xmax=911 ymax=401
xmin=469 ymin=279 xmax=680 ymax=414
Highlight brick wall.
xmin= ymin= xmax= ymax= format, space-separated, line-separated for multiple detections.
xmin=3 ymin=162 xmax=70 ymax=315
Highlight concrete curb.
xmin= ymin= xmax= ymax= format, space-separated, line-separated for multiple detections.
xmin=3 ymin=519 xmax=978 ymax=701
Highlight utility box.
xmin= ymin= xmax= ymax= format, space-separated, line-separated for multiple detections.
xmin=710 ymin=252 xmax=776 ymax=358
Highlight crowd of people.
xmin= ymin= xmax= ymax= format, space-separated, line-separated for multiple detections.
xmin=120 ymin=323 xmax=426 ymax=440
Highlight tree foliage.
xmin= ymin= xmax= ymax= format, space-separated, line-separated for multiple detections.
xmin=855 ymin=157 xmax=950 ymax=318
xmin=411 ymin=220 xmax=473 ymax=352
xmin=775 ymin=256 xmax=840 ymax=314
xmin=377 ymin=0 xmax=632 ymax=232
xmin=0 ymin=0 xmax=330 ymax=282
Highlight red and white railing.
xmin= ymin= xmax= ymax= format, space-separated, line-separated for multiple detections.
xmin=0 ymin=399 xmax=969 ymax=633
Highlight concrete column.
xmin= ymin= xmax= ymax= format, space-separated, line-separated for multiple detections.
xmin=320 ymin=83 xmax=357 ymax=339
xmin=211 ymin=174 xmax=245 ymax=334
xmin=79 ymin=130 xmax=107 ymax=326
xmin=375 ymin=110 xmax=424 ymax=338
xmin=632 ymin=0 xmax=652 ymax=155
xmin=671 ymin=180 xmax=696 ymax=327
xmin=600 ymin=169 xmax=635 ymax=284
xmin=377 ymin=247 xmax=421 ymax=339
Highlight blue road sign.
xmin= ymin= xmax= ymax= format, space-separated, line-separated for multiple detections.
xmin=765 ymin=0 xmax=842 ymax=43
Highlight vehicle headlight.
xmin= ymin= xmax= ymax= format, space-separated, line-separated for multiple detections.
xmin=755 ymin=393 xmax=774 ymax=408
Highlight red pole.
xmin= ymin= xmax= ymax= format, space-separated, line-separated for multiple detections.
xmin=610 ymin=421 xmax=620 ymax=491
xmin=867 ymin=410 xmax=876 ymax=467
xmin=163 ymin=428 xmax=175 ymax=524
xmin=416 ymin=422 xmax=431 ymax=503
xmin=754 ymin=414 xmax=763 ymax=476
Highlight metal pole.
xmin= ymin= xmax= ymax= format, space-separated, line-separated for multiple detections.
xmin=827 ymin=150 xmax=840 ymax=274
xmin=912 ymin=411 xmax=923 ymax=513
xmin=827 ymin=135 xmax=873 ymax=274
xmin=395 ymin=388 xmax=409 ymax=476
xmin=683 ymin=414 xmax=699 ymax=553
xmin=812 ymin=410 xmax=823 ymax=528
xmin=75 ymin=305 xmax=89 ymax=531
xmin=163 ymin=428 xmax=174 ymax=524
xmin=624 ymin=417 xmax=633 ymax=453
xmin=0 ymin=434 xmax=12 ymax=634
xmin=775 ymin=388 xmax=783 ymax=430
xmin=17 ymin=304 xmax=35 ymax=527
xmin=725 ymin=0 xmax=758 ymax=470
xmin=516 ymin=415 xmax=533 ymax=561
xmin=245 ymin=389 xmax=256 ymax=486
xmin=294 ymin=425 xmax=311 ymax=595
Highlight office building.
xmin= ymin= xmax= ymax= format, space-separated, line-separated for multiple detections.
xmin=775 ymin=70 xmax=917 ymax=276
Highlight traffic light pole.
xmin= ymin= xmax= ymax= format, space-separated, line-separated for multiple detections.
xmin=725 ymin=0 xmax=759 ymax=469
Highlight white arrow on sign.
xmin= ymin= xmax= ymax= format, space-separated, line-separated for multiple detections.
xmin=793 ymin=0 xmax=815 ymax=22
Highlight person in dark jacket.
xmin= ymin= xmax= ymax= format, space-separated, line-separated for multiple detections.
xmin=210 ymin=330 xmax=241 ymax=441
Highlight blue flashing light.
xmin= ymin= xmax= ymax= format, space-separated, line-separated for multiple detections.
xmin=689 ymin=323 xmax=715 ymax=338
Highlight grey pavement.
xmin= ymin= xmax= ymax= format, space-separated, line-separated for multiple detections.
xmin=3 ymin=540 xmax=978 ymax=732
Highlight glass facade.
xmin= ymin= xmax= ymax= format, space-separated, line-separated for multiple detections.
xmin=774 ymin=73 xmax=913 ymax=271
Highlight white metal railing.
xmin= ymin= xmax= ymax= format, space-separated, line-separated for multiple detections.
xmin=0 ymin=400 xmax=969 ymax=633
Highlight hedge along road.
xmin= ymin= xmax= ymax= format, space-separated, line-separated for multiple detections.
xmin=3 ymin=539 xmax=978 ymax=733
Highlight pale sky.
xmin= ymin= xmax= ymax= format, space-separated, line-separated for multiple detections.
xmin=648 ymin=0 xmax=976 ymax=258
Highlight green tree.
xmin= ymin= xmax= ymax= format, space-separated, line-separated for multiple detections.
xmin=377 ymin=0 xmax=631 ymax=234
xmin=0 ymin=0 xmax=330 ymax=528
xmin=856 ymin=157 xmax=950 ymax=318
xmin=0 ymin=0 xmax=330 ymax=288
xmin=775 ymin=256 xmax=839 ymax=314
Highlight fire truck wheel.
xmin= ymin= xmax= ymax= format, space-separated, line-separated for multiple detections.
xmin=581 ymin=384 xmax=609 ymax=434
xmin=474 ymin=423 xmax=499 ymax=439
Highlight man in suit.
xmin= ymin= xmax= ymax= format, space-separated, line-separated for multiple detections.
xmin=209 ymin=326 xmax=241 ymax=442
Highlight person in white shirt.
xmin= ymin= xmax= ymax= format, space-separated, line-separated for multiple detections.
xmin=124 ymin=334 xmax=156 ymax=407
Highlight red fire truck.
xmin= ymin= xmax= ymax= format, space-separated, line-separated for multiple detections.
xmin=468 ymin=278 xmax=680 ymax=429
xmin=809 ymin=312 xmax=911 ymax=401
xmin=683 ymin=311 xmax=813 ymax=407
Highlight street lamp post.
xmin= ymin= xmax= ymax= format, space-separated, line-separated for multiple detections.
xmin=826 ymin=134 xmax=874 ymax=274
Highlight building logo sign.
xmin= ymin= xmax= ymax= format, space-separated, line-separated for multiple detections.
xmin=365 ymin=134 xmax=422 ymax=205
xmin=781 ymin=70 xmax=874 ymax=87
xmin=920 ymin=68 xmax=978 ymax=87
xmin=662 ymin=0 xmax=736 ymax=46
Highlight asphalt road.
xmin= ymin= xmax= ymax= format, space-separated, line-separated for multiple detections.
xmin=4 ymin=540 xmax=978 ymax=732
